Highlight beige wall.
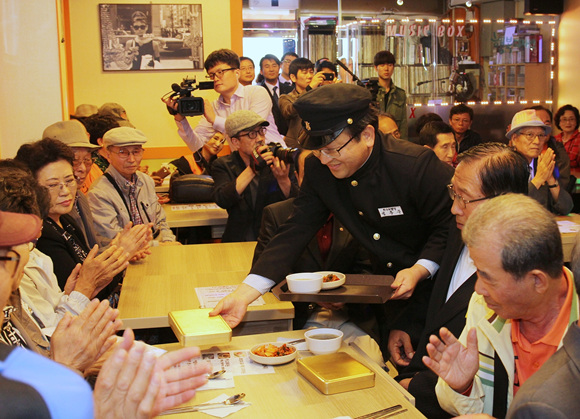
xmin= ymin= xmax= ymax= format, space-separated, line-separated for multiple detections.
xmin=558 ymin=0 xmax=580 ymax=110
xmin=67 ymin=0 xmax=231 ymax=151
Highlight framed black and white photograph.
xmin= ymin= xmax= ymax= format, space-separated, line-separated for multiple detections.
xmin=99 ymin=3 xmax=203 ymax=71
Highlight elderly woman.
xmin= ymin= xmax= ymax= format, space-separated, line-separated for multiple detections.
xmin=15 ymin=139 xmax=133 ymax=303
xmin=508 ymin=109 xmax=573 ymax=215
xmin=554 ymin=104 xmax=580 ymax=168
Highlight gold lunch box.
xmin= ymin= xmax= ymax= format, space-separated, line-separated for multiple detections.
xmin=168 ymin=308 xmax=232 ymax=346
xmin=297 ymin=352 xmax=375 ymax=395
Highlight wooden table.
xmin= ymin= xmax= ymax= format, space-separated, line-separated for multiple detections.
xmin=162 ymin=203 xmax=228 ymax=228
xmin=157 ymin=330 xmax=425 ymax=418
xmin=118 ymin=242 xmax=294 ymax=336
xmin=557 ymin=213 xmax=580 ymax=262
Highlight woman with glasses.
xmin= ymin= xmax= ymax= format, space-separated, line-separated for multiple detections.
xmin=508 ymin=109 xmax=573 ymax=215
xmin=126 ymin=11 xmax=162 ymax=70
xmin=554 ymin=104 xmax=580 ymax=168
xmin=15 ymin=139 xmax=132 ymax=304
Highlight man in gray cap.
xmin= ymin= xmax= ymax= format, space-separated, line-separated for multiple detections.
xmin=211 ymin=84 xmax=453 ymax=347
xmin=211 ymin=110 xmax=298 ymax=242
xmin=88 ymin=127 xmax=177 ymax=246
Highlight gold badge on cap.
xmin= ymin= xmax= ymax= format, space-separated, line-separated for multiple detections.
xmin=304 ymin=120 xmax=311 ymax=130
xmin=347 ymin=118 xmax=353 ymax=124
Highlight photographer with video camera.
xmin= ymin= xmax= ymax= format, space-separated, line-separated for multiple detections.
xmin=211 ymin=110 xmax=298 ymax=242
xmin=162 ymin=49 xmax=286 ymax=153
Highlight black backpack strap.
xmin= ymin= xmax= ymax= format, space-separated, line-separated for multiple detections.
xmin=104 ymin=172 xmax=133 ymax=223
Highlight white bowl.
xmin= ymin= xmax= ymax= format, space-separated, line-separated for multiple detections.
xmin=249 ymin=342 xmax=298 ymax=365
xmin=317 ymin=271 xmax=346 ymax=290
xmin=286 ymin=272 xmax=323 ymax=294
xmin=305 ymin=328 xmax=344 ymax=355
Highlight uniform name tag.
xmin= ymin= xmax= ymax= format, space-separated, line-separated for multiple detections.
xmin=378 ymin=206 xmax=403 ymax=217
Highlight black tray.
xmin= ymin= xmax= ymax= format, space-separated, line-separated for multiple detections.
xmin=271 ymin=274 xmax=394 ymax=304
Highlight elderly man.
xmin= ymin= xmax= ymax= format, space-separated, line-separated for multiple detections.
xmin=424 ymin=194 xmax=579 ymax=417
xmin=508 ymin=109 xmax=573 ymax=214
xmin=389 ymin=143 xmax=529 ymax=418
xmin=211 ymin=110 xmax=298 ymax=242
xmin=505 ymin=231 xmax=580 ymax=418
xmin=211 ymin=84 xmax=453 ymax=353
xmin=88 ymin=127 xmax=177 ymax=246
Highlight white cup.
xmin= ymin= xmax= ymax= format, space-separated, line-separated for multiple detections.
xmin=286 ymin=273 xmax=323 ymax=294
xmin=305 ymin=328 xmax=344 ymax=355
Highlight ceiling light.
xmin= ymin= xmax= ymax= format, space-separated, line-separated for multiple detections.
xmin=397 ymin=0 xmax=404 ymax=5
xmin=466 ymin=0 xmax=473 ymax=7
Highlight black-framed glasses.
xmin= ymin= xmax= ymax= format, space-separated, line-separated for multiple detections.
xmin=206 ymin=68 xmax=236 ymax=80
xmin=312 ymin=134 xmax=357 ymax=159
xmin=133 ymin=25 xmax=147 ymax=30
xmin=447 ymin=184 xmax=496 ymax=209
xmin=238 ymin=126 xmax=266 ymax=140
xmin=0 ymin=250 xmax=20 ymax=277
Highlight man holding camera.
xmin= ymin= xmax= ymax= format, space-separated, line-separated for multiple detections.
xmin=163 ymin=49 xmax=285 ymax=152
xmin=211 ymin=110 xmax=298 ymax=242
xmin=279 ymin=58 xmax=328 ymax=148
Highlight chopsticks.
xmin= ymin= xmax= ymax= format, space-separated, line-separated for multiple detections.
xmin=354 ymin=404 xmax=406 ymax=419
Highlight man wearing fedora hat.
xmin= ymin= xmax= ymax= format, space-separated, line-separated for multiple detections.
xmin=211 ymin=84 xmax=454 ymax=346
xmin=507 ymin=109 xmax=573 ymax=215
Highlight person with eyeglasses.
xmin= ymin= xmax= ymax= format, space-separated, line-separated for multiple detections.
xmin=508 ymin=109 xmax=573 ymax=215
xmin=126 ymin=10 xmax=162 ymax=70
xmin=279 ymin=52 xmax=298 ymax=86
xmin=387 ymin=143 xmax=529 ymax=418
xmin=162 ymin=49 xmax=286 ymax=154
xmin=239 ymin=56 xmax=256 ymax=87
xmin=14 ymin=139 xmax=140 ymax=305
xmin=211 ymin=110 xmax=298 ymax=242
xmin=210 ymin=84 xmax=453 ymax=353
xmin=554 ymin=104 xmax=580 ymax=168
xmin=88 ymin=127 xmax=178 ymax=248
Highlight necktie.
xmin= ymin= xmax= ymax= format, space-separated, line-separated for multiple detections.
xmin=128 ymin=183 xmax=144 ymax=225
xmin=272 ymin=86 xmax=279 ymax=105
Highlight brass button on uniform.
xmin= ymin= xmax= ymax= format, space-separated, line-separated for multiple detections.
xmin=358 ymin=211 xmax=364 ymax=216
xmin=351 ymin=180 xmax=358 ymax=187
xmin=373 ymin=233 xmax=380 ymax=240
xmin=387 ymin=262 xmax=393 ymax=268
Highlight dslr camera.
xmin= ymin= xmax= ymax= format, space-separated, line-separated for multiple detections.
xmin=165 ymin=77 xmax=214 ymax=117
xmin=250 ymin=143 xmax=300 ymax=172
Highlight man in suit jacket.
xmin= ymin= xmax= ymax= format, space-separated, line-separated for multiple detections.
xmin=211 ymin=84 xmax=454 ymax=350
xmin=211 ymin=110 xmax=298 ymax=242
xmin=388 ymin=143 xmax=530 ymax=418
xmin=259 ymin=54 xmax=294 ymax=136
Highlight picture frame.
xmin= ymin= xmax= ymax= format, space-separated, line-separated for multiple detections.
xmin=99 ymin=3 xmax=203 ymax=71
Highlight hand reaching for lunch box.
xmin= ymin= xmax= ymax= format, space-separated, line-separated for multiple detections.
xmin=209 ymin=283 xmax=262 ymax=328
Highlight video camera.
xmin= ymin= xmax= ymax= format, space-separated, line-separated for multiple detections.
xmin=164 ymin=77 xmax=214 ymax=117
xmin=359 ymin=78 xmax=380 ymax=103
